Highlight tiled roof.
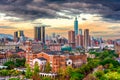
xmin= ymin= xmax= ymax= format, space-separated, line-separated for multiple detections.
xmin=38 ymin=57 xmax=47 ymax=60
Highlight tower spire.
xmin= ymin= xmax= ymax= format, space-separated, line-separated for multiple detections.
xmin=75 ymin=17 xmax=77 ymax=21
xmin=74 ymin=17 xmax=78 ymax=35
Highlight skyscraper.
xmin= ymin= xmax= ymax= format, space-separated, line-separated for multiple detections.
xmin=14 ymin=31 xmax=18 ymax=42
xmin=68 ymin=30 xmax=75 ymax=48
xmin=18 ymin=30 xmax=24 ymax=37
xmin=14 ymin=31 xmax=18 ymax=38
xmin=14 ymin=30 xmax=24 ymax=42
xmin=76 ymin=35 xmax=84 ymax=47
xmin=34 ymin=26 xmax=45 ymax=43
xmin=41 ymin=26 xmax=45 ymax=43
xmin=78 ymin=29 xmax=82 ymax=35
xmin=74 ymin=17 xmax=78 ymax=36
xmin=84 ymin=29 xmax=90 ymax=50
xmin=34 ymin=27 xmax=41 ymax=41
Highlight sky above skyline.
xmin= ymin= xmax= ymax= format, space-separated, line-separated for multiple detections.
xmin=0 ymin=0 xmax=120 ymax=39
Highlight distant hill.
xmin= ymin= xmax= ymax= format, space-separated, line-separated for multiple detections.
xmin=0 ymin=33 xmax=13 ymax=40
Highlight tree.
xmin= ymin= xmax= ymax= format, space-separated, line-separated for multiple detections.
xmin=4 ymin=58 xmax=26 ymax=69
xmin=25 ymin=64 xmax=32 ymax=79
xmin=66 ymin=66 xmax=73 ymax=78
xmin=4 ymin=61 xmax=15 ymax=69
xmin=94 ymin=70 xmax=104 ymax=79
xmin=32 ymin=62 xmax=41 ymax=80
xmin=42 ymin=77 xmax=51 ymax=80
xmin=102 ymin=72 xmax=120 ymax=80
xmin=0 ymin=69 xmax=9 ymax=76
xmin=9 ymin=78 xmax=20 ymax=80
xmin=44 ymin=62 xmax=51 ymax=73
xmin=33 ymin=62 xmax=40 ymax=74
xmin=100 ymin=58 xmax=120 ymax=68
xmin=15 ymin=58 xmax=25 ymax=67
xmin=84 ymin=74 xmax=97 ymax=80
xmin=70 ymin=71 xmax=84 ymax=80
xmin=58 ymin=66 xmax=73 ymax=79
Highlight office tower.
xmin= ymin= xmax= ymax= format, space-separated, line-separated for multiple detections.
xmin=45 ymin=34 xmax=49 ymax=41
xmin=14 ymin=30 xmax=24 ymax=42
xmin=78 ymin=29 xmax=82 ymax=35
xmin=52 ymin=33 xmax=56 ymax=38
xmin=74 ymin=17 xmax=78 ymax=36
xmin=34 ymin=27 xmax=41 ymax=41
xmin=89 ymin=35 xmax=91 ymax=47
xmin=14 ymin=31 xmax=18 ymax=40
xmin=18 ymin=30 xmax=24 ymax=37
xmin=76 ymin=35 xmax=83 ymax=47
xmin=91 ymin=37 xmax=95 ymax=47
xmin=41 ymin=26 xmax=45 ymax=43
xmin=84 ymin=29 xmax=90 ymax=50
xmin=68 ymin=30 xmax=75 ymax=48
xmin=34 ymin=26 xmax=45 ymax=43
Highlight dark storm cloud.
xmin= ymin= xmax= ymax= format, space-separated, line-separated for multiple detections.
xmin=82 ymin=18 xmax=87 ymax=21
xmin=0 ymin=0 xmax=120 ymax=21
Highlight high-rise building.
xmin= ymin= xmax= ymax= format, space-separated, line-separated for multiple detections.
xmin=34 ymin=27 xmax=41 ymax=41
xmin=74 ymin=17 xmax=78 ymax=36
xmin=68 ymin=30 xmax=75 ymax=48
xmin=76 ymin=35 xmax=83 ymax=47
xmin=34 ymin=26 xmax=45 ymax=43
xmin=84 ymin=29 xmax=90 ymax=50
xmin=18 ymin=30 xmax=24 ymax=37
xmin=78 ymin=29 xmax=82 ymax=35
xmin=52 ymin=33 xmax=56 ymax=38
xmin=41 ymin=26 xmax=45 ymax=43
xmin=14 ymin=30 xmax=24 ymax=42
xmin=14 ymin=31 xmax=18 ymax=41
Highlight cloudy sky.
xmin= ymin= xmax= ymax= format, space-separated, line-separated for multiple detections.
xmin=0 ymin=0 xmax=120 ymax=39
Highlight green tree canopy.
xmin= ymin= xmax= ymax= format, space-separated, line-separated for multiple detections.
xmin=44 ymin=62 xmax=51 ymax=73
xmin=4 ymin=61 xmax=15 ymax=69
xmin=25 ymin=64 xmax=32 ymax=79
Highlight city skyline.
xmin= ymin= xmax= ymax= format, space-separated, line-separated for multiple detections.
xmin=0 ymin=0 xmax=120 ymax=39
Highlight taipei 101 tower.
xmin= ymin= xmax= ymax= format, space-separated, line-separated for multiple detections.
xmin=74 ymin=17 xmax=78 ymax=36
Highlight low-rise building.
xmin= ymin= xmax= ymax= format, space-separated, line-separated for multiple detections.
xmin=25 ymin=41 xmax=87 ymax=73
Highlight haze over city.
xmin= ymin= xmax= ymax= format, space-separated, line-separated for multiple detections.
xmin=0 ymin=0 xmax=120 ymax=39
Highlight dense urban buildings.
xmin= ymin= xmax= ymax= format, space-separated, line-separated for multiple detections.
xmin=25 ymin=41 xmax=87 ymax=73
xmin=0 ymin=17 xmax=119 ymax=80
xmin=0 ymin=0 xmax=120 ymax=80
xmin=68 ymin=17 xmax=91 ymax=50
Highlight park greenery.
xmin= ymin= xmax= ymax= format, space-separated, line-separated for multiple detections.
xmin=58 ymin=50 xmax=120 ymax=80
xmin=0 ymin=69 xmax=22 ymax=76
xmin=3 ymin=58 xmax=26 ymax=69
xmin=9 ymin=78 xmax=20 ymax=80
